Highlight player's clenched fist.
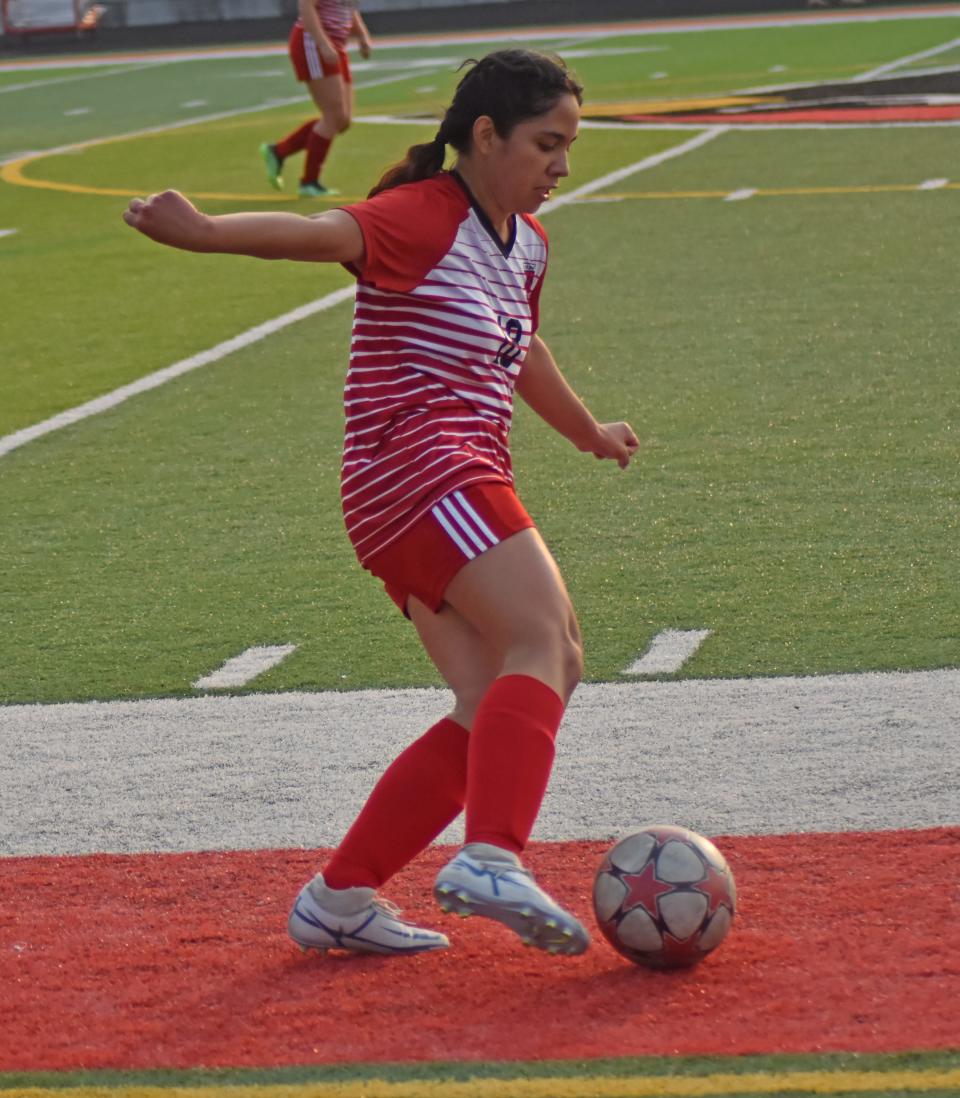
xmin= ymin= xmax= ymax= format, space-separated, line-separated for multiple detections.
xmin=123 ymin=190 xmax=212 ymax=252
xmin=593 ymin=422 xmax=640 ymax=469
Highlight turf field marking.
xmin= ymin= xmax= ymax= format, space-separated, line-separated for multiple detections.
xmin=0 ymin=286 xmax=356 ymax=459
xmin=0 ymin=62 xmax=162 ymax=93
xmin=0 ymin=228 xmax=18 ymax=238
xmin=725 ymin=187 xmax=756 ymax=201
xmin=623 ymin=629 xmax=712 ymax=675
xmin=540 ymin=127 xmax=726 ymax=215
xmin=0 ymin=127 xmax=714 ymax=457
xmin=6 ymin=668 xmax=957 ymax=854
xmin=575 ymin=181 xmax=960 ymax=202
xmin=852 ymin=34 xmax=960 ymax=82
xmin=194 ymin=645 xmax=297 ymax=689
xmin=4 ymin=1067 xmax=960 ymax=1096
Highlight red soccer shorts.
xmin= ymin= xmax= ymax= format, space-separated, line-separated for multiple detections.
xmin=288 ymin=25 xmax=352 ymax=83
xmin=365 ymin=481 xmax=535 ymax=615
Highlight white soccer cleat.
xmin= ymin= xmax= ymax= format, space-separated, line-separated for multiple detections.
xmin=288 ymin=873 xmax=450 ymax=956
xmin=434 ymin=843 xmax=590 ymax=956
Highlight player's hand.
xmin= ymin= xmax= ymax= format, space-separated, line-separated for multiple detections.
xmin=592 ymin=422 xmax=640 ymax=469
xmin=358 ymin=34 xmax=372 ymax=59
xmin=123 ymin=190 xmax=211 ymax=251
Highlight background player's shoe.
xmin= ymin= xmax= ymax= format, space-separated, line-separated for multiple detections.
xmin=434 ymin=843 xmax=590 ymax=955
xmin=259 ymin=143 xmax=284 ymax=190
xmin=298 ymin=181 xmax=340 ymax=198
xmin=289 ymin=873 xmax=449 ymax=956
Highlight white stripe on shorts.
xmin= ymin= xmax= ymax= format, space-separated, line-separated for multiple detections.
xmin=440 ymin=494 xmax=500 ymax=555
xmin=452 ymin=489 xmax=498 ymax=544
xmin=431 ymin=504 xmax=476 ymax=559
xmin=431 ymin=492 xmax=502 ymax=560
xmin=304 ymin=32 xmax=324 ymax=81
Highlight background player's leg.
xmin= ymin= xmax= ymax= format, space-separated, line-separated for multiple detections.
xmin=301 ymin=73 xmax=350 ymax=192
xmin=321 ymin=598 xmax=501 ymax=889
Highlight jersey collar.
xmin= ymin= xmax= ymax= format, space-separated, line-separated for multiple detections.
xmin=449 ymin=169 xmax=517 ymax=257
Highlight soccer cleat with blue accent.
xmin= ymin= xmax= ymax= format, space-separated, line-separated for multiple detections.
xmin=288 ymin=873 xmax=450 ymax=956
xmin=434 ymin=843 xmax=590 ymax=956
xmin=298 ymin=181 xmax=340 ymax=198
xmin=259 ymin=143 xmax=284 ymax=190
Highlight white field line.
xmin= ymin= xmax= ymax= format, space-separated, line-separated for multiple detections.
xmin=0 ymin=228 xmax=18 ymax=238
xmin=725 ymin=187 xmax=757 ymax=202
xmin=0 ymin=61 xmax=167 ymax=94
xmin=0 ymin=287 xmax=356 ymax=458
xmin=0 ymin=65 xmax=447 ymax=167
xmin=851 ymin=35 xmax=960 ymax=82
xmin=194 ymin=645 xmax=297 ymax=689
xmin=919 ymin=177 xmax=950 ymax=189
xmin=1 ymin=125 xmax=718 ymax=459
xmin=3 ymin=667 xmax=957 ymax=855
xmin=541 ymin=126 xmax=726 ymax=214
xmin=623 ymin=630 xmax=712 ymax=675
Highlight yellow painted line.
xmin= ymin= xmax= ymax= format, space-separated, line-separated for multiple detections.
xmin=576 ymin=181 xmax=960 ymax=202
xmin=7 ymin=1068 xmax=960 ymax=1098
xmin=0 ymin=157 xmax=356 ymax=202
xmin=582 ymin=95 xmax=777 ymax=116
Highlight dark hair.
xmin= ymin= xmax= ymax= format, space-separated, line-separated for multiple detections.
xmin=368 ymin=49 xmax=583 ymax=198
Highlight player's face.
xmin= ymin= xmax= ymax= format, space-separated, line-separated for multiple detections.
xmin=493 ymin=93 xmax=580 ymax=213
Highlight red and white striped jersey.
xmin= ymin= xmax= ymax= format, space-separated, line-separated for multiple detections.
xmin=296 ymin=0 xmax=353 ymax=45
xmin=339 ymin=171 xmax=549 ymax=564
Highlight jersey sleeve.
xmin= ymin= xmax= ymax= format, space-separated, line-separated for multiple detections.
xmin=340 ymin=177 xmax=466 ymax=293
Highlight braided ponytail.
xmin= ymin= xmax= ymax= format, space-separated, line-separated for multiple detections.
xmin=367 ymin=132 xmax=447 ymax=198
xmin=367 ymin=49 xmax=582 ymax=198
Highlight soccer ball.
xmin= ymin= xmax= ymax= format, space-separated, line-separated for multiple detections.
xmin=593 ymin=824 xmax=736 ymax=969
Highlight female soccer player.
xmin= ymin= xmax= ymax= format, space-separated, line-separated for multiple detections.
xmin=260 ymin=0 xmax=372 ymax=197
xmin=125 ymin=49 xmax=638 ymax=959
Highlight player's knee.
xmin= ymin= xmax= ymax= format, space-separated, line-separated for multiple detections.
xmin=559 ymin=629 xmax=584 ymax=700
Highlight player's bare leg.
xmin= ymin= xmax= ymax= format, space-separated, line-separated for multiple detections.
xmin=298 ymin=72 xmax=351 ymax=196
xmin=433 ymin=529 xmax=590 ymax=955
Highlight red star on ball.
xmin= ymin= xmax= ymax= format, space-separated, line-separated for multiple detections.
xmin=693 ymin=861 xmax=734 ymax=917
xmin=620 ymin=859 xmax=675 ymax=921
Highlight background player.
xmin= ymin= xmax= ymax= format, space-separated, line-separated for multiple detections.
xmin=260 ymin=0 xmax=372 ymax=197
xmin=125 ymin=49 xmax=639 ymax=958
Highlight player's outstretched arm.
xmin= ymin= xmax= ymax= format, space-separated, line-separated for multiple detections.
xmin=516 ymin=334 xmax=639 ymax=469
xmin=122 ymin=190 xmax=365 ymax=265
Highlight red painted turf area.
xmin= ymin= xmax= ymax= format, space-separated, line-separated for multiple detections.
xmin=2 ymin=829 xmax=958 ymax=1071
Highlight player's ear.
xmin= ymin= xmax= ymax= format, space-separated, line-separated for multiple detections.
xmin=471 ymin=114 xmax=497 ymax=155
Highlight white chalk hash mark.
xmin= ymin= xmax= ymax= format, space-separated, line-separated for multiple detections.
xmin=194 ymin=644 xmax=297 ymax=689
xmin=918 ymin=178 xmax=948 ymax=190
xmin=0 ymin=228 xmax=18 ymax=238
xmin=725 ymin=188 xmax=757 ymax=202
xmin=623 ymin=629 xmax=712 ymax=675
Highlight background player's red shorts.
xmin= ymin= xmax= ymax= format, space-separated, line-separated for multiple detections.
xmin=365 ymin=481 xmax=535 ymax=615
xmin=288 ymin=25 xmax=352 ymax=83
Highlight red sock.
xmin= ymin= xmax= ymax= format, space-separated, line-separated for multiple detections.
xmin=274 ymin=119 xmax=317 ymax=160
xmin=323 ymin=717 xmax=469 ymax=889
xmin=302 ymin=130 xmax=332 ymax=185
xmin=465 ymin=674 xmax=565 ymax=855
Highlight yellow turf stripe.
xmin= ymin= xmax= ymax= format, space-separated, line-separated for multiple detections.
xmin=7 ymin=1068 xmax=960 ymax=1097
xmin=0 ymin=158 xmax=354 ymax=203
xmin=575 ymin=183 xmax=960 ymax=202
xmin=581 ymin=97 xmax=775 ymax=116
